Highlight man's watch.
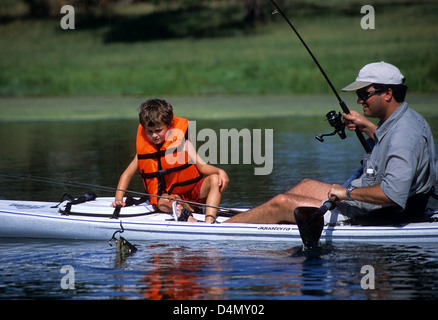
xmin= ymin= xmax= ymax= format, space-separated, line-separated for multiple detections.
xmin=346 ymin=186 xmax=356 ymax=201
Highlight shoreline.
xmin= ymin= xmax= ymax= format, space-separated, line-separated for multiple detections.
xmin=1 ymin=93 xmax=437 ymax=122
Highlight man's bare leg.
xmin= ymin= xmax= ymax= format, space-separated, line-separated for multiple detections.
xmin=224 ymin=179 xmax=332 ymax=224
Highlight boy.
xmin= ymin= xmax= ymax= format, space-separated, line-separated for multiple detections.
xmin=111 ymin=99 xmax=229 ymax=223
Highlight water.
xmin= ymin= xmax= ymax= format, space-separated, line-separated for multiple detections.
xmin=1 ymin=115 xmax=438 ymax=300
xmin=1 ymin=239 xmax=437 ymax=300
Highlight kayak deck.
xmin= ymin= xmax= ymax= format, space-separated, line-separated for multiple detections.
xmin=0 ymin=197 xmax=438 ymax=243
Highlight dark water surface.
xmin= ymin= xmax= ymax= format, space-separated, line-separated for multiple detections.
xmin=0 ymin=115 xmax=438 ymax=300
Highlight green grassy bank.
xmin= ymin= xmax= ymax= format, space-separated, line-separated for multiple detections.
xmin=1 ymin=93 xmax=437 ymax=122
xmin=0 ymin=1 xmax=437 ymax=97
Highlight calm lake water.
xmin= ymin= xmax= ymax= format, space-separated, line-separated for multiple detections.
xmin=1 ymin=114 xmax=438 ymax=300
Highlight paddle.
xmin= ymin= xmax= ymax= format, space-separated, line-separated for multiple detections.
xmin=294 ymin=196 xmax=337 ymax=249
xmin=294 ymin=167 xmax=363 ymax=249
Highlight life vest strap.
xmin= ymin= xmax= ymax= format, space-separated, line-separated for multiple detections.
xmin=140 ymin=163 xmax=193 ymax=180
xmin=138 ymin=145 xmax=185 ymax=160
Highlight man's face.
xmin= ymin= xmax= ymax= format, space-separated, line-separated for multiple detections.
xmin=356 ymin=86 xmax=386 ymax=119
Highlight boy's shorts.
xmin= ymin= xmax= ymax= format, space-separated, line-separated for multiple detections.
xmin=180 ymin=178 xmax=206 ymax=204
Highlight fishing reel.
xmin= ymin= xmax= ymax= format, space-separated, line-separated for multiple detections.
xmin=315 ymin=110 xmax=346 ymax=142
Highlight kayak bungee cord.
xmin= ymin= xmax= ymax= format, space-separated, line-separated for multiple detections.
xmin=0 ymin=172 xmax=240 ymax=215
xmin=269 ymin=0 xmax=371 ymax=153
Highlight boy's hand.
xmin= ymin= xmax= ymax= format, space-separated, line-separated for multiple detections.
xmin=218 ymin=169 xmax=229 ymax=193
xmin=111 ymin=200 xmax=125 ymax=207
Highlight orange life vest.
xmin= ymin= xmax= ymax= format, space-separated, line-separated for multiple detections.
xmin=136 ymin=117 xmax=202 ymax=205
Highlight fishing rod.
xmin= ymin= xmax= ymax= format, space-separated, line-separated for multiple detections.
xmin=269 ymin=0 xmax=372 ymax=153
xmin=0 ymin=172 xmax=241 ymax=215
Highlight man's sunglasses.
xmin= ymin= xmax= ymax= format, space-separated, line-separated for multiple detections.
xmin=356 ymin=89 xmax=382 ymax=101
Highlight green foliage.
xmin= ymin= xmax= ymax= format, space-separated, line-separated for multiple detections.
xmin=0 ymin=1 xmax=437 ymax=96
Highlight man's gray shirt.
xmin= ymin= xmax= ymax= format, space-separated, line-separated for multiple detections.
xmin=348 ymin=102 xmax=437 ymax=212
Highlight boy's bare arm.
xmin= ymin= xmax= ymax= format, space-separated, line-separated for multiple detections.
xmin=112 ymin=155 xmax=139 ymax=207
xmin=185 ymin=140 xmax=229 ymax=192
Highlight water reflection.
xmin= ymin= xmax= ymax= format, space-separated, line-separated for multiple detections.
xmin=0 ymin=232 xmax=437 ymax=299
xmin=108 ymin=242 xmax=438 ymax=300
xmin=139 ymin=244 xmax=227 ymax=299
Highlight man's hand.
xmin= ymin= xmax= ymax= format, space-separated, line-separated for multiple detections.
xmin=328 ymin=184 xmax=347 ymax=202
xmin=343 ymin=111 xmax=377 ymax=139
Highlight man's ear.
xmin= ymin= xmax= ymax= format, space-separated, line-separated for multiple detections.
xmin=384 ymin=88 xmax=393 ymax=102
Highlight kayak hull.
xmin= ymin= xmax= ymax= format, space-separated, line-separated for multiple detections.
xmin=1 ymin=198 xmax=438 ymax=244
xmin=0 ymin=201 xmax=303 ymax=242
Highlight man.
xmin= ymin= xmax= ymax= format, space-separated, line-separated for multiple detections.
xmin=225 ymin=62 xmax=437 ymax=224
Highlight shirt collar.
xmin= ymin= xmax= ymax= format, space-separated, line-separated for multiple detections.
xmin=374 ymin=102 xmax=408 ymax=142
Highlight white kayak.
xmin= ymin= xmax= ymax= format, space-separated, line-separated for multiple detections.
xmin=0 ymin=196 xmax=438 ymax=244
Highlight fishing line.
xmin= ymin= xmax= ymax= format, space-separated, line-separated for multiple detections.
xmin=269 ymin=0 xmax=372 ymax=153
xmin=0 ymin=172 xmax=240 ymax=214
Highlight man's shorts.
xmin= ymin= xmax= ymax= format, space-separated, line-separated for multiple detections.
xmin=323 ymin=200 xmax=388 ymax=225
xmin=323 ymin=201 xmax=368 ymax=225
xmin=323 ymin=206 xmax=349 ymax=225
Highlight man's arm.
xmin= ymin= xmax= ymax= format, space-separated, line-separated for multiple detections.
xmin=329 ymin=183 xmax=397 ymax=206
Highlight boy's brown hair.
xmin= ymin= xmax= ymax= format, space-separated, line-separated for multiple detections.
xmin=139 ymin=99 xmax=174 ymax=128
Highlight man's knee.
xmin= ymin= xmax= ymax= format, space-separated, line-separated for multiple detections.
xmin=299 ymin=178 xmax=318 ymax=185
xmin=272 ymin=194 xmax=294 ymax=209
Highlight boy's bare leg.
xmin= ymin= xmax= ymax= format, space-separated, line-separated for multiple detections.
xmin=157 ymin=194 xmax=198 ymax=222
xmin=199 ymin=174 xmax=221 ymax=223
xmin=157 ymin=194 xmax=182 ymax=212
xmin=224 ymin=179 xmax=332 ymax=224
